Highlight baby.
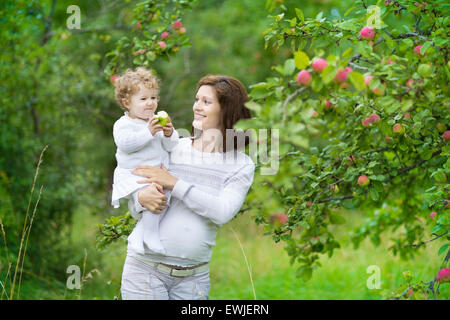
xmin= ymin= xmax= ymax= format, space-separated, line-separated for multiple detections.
xmin=111 ymin=67 xmax=178 ymax=255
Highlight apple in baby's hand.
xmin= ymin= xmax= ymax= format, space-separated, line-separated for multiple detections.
xmin=154 ymin=111 xmax=169 ymax=126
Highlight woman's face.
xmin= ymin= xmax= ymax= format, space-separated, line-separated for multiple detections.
xmin=192 ymin=85 xmax=222 ymax=131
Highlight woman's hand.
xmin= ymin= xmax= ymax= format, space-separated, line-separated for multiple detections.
xmin=137 ymin=183 xmax=167 ymax=214
xmin=133 ymin=163 xmax=179 ymax=190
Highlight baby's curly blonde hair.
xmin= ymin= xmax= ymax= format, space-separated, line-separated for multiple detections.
xmin=113 ymin=67 xmax=160 ymax=110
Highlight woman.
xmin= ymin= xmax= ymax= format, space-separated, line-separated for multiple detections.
xmin=120 ymin=75 xmax=255 ymax=300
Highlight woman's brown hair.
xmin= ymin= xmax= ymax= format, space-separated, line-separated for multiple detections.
xmin=192 ymin=75 xmax=252 ymax=152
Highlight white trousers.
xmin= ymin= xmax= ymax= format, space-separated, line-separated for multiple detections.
xmin=120 ymin=255 xmax=210 ymax=300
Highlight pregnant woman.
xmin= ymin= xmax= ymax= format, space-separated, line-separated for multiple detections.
xmin=120 ymin=74 xmax=255 ymax=300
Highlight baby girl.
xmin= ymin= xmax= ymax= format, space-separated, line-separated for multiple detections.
xmin=111 ymin=67 xmax=178 ymax=255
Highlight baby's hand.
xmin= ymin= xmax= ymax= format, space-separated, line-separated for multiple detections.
xmin=162 ymin=116 xmax=174 ymax=137
xmin=148 ymin=117 xmax=164 ymax=136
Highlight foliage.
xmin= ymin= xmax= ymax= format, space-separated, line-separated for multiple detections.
xmin=96 ymin=213 xmax=136 ymax=251
xmin=104 ymin=0 xmax=196 ymax=77
xmin=236 ymin=0 xmax=449 ymax=298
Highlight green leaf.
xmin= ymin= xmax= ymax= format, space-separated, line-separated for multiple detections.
xmin=342 ymin=47 xmax=353 ymax=59
xmin=296 ymin=265 xmax=313 ymax=281
xmin=357 ymin=41 xmax=372 ymax=58
xmin=284 ymin=59 xmax=296 ymax=76
xmin=344 ymin=7 xmax=354 ymax=16
xmin=294 ymin=50 xmax=310 ymax=70
xmin=438 ymin=243 xmax=449 ymax=256
xmin=369 ymin=188 xmax=379 ymax=201
xmin=329 ymin=212 xmax=346 ymax=224
xmin=432 ymin=224 xmax=443 ymax=234
xmin=321 ymin=65 xmax=337 ymax=84
xmin=348 ymin=71 xmax=365 ymax=91
xmin=250 ymin=85 xmax=271 ymax=99
xmin=295 ymin=8 xmax=304 ymax=23
xmin=420 ymin=41 xmax=432 ymax=55
xmin=432 ymin=171 xmax=447 ymax=183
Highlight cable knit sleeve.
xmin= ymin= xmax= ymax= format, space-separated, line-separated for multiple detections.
xmin=171 ymin=161 xmax=255 ymax=225
xmin=161 ymin=128 xmax=179 ymax=152
xmin=113 ymin=118 xmax=154 ymax=153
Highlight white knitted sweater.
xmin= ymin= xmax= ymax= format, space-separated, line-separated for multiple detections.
xmin=111 ymin=112 xmax=179 ymax=208
xmin=127 ymin=137 xmax=255 ymax=267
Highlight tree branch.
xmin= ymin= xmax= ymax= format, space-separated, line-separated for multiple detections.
xmin=409 ymin=231 xmax=449 ymax=248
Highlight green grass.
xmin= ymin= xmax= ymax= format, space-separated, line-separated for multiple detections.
xmin=15 ymin=206 xmax=449 ymax=300
xmin=209 ymin=213 xmax=448 ymax=300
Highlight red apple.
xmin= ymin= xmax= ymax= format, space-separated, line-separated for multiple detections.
xmin=110 ymin=74 xmax=118 ymax=84
xmin=270 ymin=212 xmax=288 ymax=227
xmin=358 ymin=175 xmax=370 ymax=186
xmin=136 ymin=21 xmax=142 ymax=30
xmin=177 ymin=27 xmax=186 ymax=35
xmin=372 ymin=83 xmax=386 ymax=96
xmin=297 ymin=70 xmax=312 ymax=85
xmin=406 ymin=79 xmax=414 ymax=88
xmin=414 ymin=44 xmax=424 ymax=56
xmin=362 ymin=118 xmax=371 ymax=127
xmin=407 ymin=288 xmax=414 ymax=297
xmin=333 ymin=69 xmax=348 ymax=83
xmin=312 ymin=58 xmax=328 ymax=73
xmin=324 ymin=100 xmax=333 ymax=109
xmin=312 ymin=110 xmax=319 ymax=117
xmin=443 ymin=130 xmax=450 ymax=141
xmin=369 ymin=113 xmax=380 ymax=123
xmin=430 ymin=211 xmax=437 ymax=219
xmin=393 ymin=123 xmax=405 ymax=134
xmin=161 ymin=31 xmax=169 ymax=39
xmin=158 ymin=41 xmax=167 ymax=49
xmin=360 ymin=26 xmax=375 ymax=39
xmin=364 ymin=75 xmax=374 ymax=87
xmin=173 ymin=20 xmax=182 ymax=30
xmin=435 ymin=268 xmax=450 ymax=283
xmin=330 ymin=184 xmax=339 ymax=193
xmin=403 ymin=112 xmax=411 ymax=119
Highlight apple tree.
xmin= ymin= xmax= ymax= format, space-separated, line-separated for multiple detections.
xmin=236 ymin=0 xmax=449 ymax=299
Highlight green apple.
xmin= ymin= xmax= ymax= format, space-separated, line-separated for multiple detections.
xmin=154 ymin=111 xmax=169 ymax=126
xmin=418 ymin=64 xmax=432 ymax=77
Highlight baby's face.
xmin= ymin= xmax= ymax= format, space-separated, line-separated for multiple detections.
xmin=125 ymin=85 xmax=158 ymax=120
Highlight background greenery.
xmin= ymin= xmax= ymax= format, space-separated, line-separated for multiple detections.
xmin=0 ymin=0 xmax=448 ymax=299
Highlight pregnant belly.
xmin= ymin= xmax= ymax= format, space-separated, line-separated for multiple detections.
xmin=158 ymin=206 xmax=218 ymax=261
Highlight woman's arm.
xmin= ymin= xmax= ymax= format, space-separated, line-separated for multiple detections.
xmin=170 ymin=163 xmax=255 ymax=225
